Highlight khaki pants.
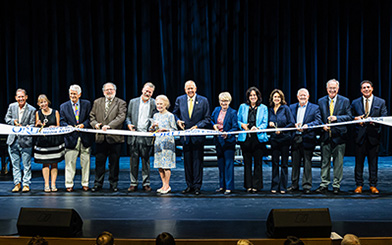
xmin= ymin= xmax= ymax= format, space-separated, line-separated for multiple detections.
xmin=65 ymin=137 xmax=91 ymax=188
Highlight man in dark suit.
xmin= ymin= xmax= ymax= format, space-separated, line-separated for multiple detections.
xmin=288 ymin=88 xmax=321 ymax=194
xmin=5 ymin=88 xmax=36 ymax=192
xmin=125 ymin=82 xmax=156 ymax=192
xmin=173 ymin=80 xmax=211 ymax=195
xmin=90 ymin=82 xmax=127 ymax=192
xmin=316 ymin=79 xmax=352 ymax=194
xmin=351 ymin=80 xmax=387 ymax=194
xmin=60 ymin=84 xmax=94 ymax=192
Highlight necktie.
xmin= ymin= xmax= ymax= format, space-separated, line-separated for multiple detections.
xmin=329 ymin=99 xmax=334 ymax=117
xmin=365 ymin=98 xmax=369 ymax=117
xmin=188 ymin=98 xmax=193 ymax=118
xmin=105 ymin=100 xmax=112 ymax=115
xmin=74 ymin=103 xmax=79 ymax=123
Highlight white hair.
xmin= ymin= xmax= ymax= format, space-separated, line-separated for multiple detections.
xmin=297 ymin=88 xmax=309 ymax=96
xmin=69 ymin=84 xmax=82 ymax=95
xmin=326 ymin=79 xmax=339 ymax=88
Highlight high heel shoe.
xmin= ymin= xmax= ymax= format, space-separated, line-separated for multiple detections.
xmin=157 ymin=187 xmax=162 ymax=193
xmin=160 ymin=186 xmax=171 ymax=194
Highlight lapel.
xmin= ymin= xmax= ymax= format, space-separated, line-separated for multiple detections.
xmin=222 ymin=107 xmax=231 ymax=129
xmin=19 ymin=104 xmax=28 ymax=124
xmin=303 ymin=103 xmax=310 ymax=122
xmin=369 ymin=96 xmax=375 ymax=115
xmin=359 ymin=97 xmax=365 ymax=115
xmin=67 ymin=101 xmax=77 ymax=125
xmin=133 ymin=98 xmax=140 ymax=125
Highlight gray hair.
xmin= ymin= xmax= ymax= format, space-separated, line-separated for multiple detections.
xmin=69 ymin=84 xmax=82 ymax=95
xmin=143 ymin=82 xmax=155 ymax=90
xmin=219 ymin=92 xmax=232 ymax=102
xmin=326 ymin=79 xmax=339 ymax=88
xmin=156 ymin=95 xmax=170 ymax=109
xmin=102 ymin=82 xmax=117 ymax=92
xmin=16 ymin=88 xmax=27 ymax=96
xmin=184 ymin=80 xmax=196 ymax=88
xmin=297 ymin=88 xmax=309 ymax=96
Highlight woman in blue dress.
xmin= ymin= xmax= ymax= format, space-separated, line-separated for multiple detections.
xmin=150 ymin=95 xmax=177 ymax=194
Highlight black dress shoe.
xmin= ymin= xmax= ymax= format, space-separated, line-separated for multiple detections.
xmin=303 ymin=189 xmax=311 ymax=194
xmin=333 ymin=187 xmax=340 ymax=194
xmin=194 ymin=188 xmax=201 ymax=195
xmin=91 ymin=186 xmax=101 ymax=192
xmin=287 ymin=186 xmax=299 ymax=192
xmin=315 ymin=186 xmax=328 ymax=194
xmin=182 ymin=187 xmax=193 ymax=194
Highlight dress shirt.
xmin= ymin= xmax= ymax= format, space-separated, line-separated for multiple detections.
xmin=328 ymin=96 xmax=337 ymax=114
xmin=296 ymin=103 xmax=307 ymax=125
xmin=137 ymin=96 xmax=151 ymax=132
xmin=216 ymin=109 xmax=227 ymax=131
xmin=187 ymin=94 xmax=196 ymax=114
xmin=18 ymin=104 xmax=27 ymax=122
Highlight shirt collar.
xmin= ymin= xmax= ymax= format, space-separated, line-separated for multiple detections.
xmin=140 ymin=96 xmax=150 ymax=104
xmin=299 ymin=102 xmax=308 ymax=108
xmin=363 ymin=94 xmax=373 ymax=101
xmin=188 ymin=94 xmax=197 ymax=101
xmin=71 ymin=100 xmax=79 ymax=106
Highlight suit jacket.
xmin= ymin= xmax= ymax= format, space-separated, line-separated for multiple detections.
xmin=125 ymin=97 xmax=156 ymax=146
xmin=351 ymin=96 xmax=388 ymax=145
xmin=4 ymin=102 xmax=36 ymax=147
xmin=173 ymin=94 xmax=211 ymax=145
xmin=211 ymin=106 xmax=239 ymax=147
xmin=237 ymin=103 xmax=268 ymax=143
xmin=60 ymin=99 xmax=95 ymax=149
xmin=90 ymin=97 xmax=127 ymax=144
xmin=318 ymin=94 xmax=352 ymax=144
xmin=289 ymin=102 xmax=322 ymax=149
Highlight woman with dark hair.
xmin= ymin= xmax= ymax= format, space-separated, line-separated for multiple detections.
xmin=268 ymin=89 xmax=295 ymax=194
xmin=237 ymin=86 xmax=268 ymax=193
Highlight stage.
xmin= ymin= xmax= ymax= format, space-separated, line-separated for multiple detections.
xmin=0 ymin=156 xmax=392 ymax=240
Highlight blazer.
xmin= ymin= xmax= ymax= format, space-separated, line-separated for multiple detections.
xmin=318 ymin=94 xmax=352 ymax=144
xmin=237 ymin=103 xmax=268 ymax=143
xmin=125 ymin=97 xmax=156 ymax=146
xmin=351 ymin=96 xmax=388 ymax=145
xmin=60 ymin=99 xmax=95 ymax=149
xmin=211 ymin=106 xmax=239 ymax=147
xmin=173 ymin=94 xmax=211 ymax=145
xmin=4 ymin=102 xmax=36 ymax=148
xmin=90 ymin=97 xmax=127 ymax=144
xmin=289 ymin=102 xmax=322 ymax=149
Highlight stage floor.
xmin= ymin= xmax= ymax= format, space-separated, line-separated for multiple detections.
xmin=0 ymin=156 xmax=392 ymax=239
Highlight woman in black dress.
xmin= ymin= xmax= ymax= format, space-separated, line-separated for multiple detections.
xmin=34 ymin=94 xmax=65 ymax=192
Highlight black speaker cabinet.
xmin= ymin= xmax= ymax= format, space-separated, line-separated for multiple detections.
xmin=266 ymin=208 xmax=332 ymax=238
xmin=17 ymin=208 xmax=83 ymax=237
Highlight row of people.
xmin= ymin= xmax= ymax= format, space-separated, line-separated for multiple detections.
xmin=5 ymin=79 xmax=387 ymax=195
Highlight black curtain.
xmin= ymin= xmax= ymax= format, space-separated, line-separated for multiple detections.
xmin=1 ymin=0 xmax=391 ymax=154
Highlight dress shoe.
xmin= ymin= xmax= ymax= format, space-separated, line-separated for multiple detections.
xmin=287 ymin=186 xmax=299 ymax=192
xmin=246 ymin=188 xmax=252 ymax=193
xmin=315 ymin=186 xmax=328 ymax=194
xmin=182 ymin=187 xmax=193 ymax=194
xmin=91 ymin=186 xmax=102 ymax=192
xmin=370 ymin=186 xmax=379 ymax=194
xmin=280 ymin=190 xmax=286 ymax=194
xmin=271 ymin=190 xmax=277 ymax=194
xmin=303 ymin=189 xmax=311 ymax=194
xmin=157 ymin=188 xmax=162 ymax=193
xmin=82 ymin=186 xmax=89 ymax=191
xmin=251 ymin=188 xmax=258 ymax=194
xmin=143 ymin=185 xmax=152 ymax=192
xmin=333 ymin=187 xmax=340 ymax=194
xmin=224 ymin=190 xmax=231 ymax=195
xmin=194 ymin=188 xmax=201 ymax=195
xmin=127 ymin=186 xmax=137 ymax=192
xmin=160 ymin=186 xmax=171 ymax=194
xmin=354 ymin=186 xmax=363 ymax=194
xmin=216 ymin=188 xmax=224 ymax=193
xmin=22 ymin=186 xmax=30 ymax=192
xmin=12 ymin=183 xmax=21 ymax=192
xmin=66 ymin=187 xmax=74 ymax=192
xmin=111 ymin=187 xmax=118 ymax=192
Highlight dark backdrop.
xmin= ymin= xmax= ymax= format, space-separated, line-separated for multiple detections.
xmin=1 ymin=0 xmax=391 ymax=154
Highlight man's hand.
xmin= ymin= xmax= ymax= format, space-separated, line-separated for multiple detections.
xmin=102 ymin=125 xmax=110 ymax=131
xmin=76 ymin=124 xmax=84 ymax=128
xmin=190 ymin=125 xmax=198 ymax=130
xmin=14 ymin=119 xmax=20 ymax=126
xmin=177 ymin=120 xmax=185 ymax=130
xmin=95 ymin=123 xmax=102 ymax=129
xmin=327 ymin=115 xmax=337 ymax=122
xmin=128 ymin=124 xmax=135 ymax=131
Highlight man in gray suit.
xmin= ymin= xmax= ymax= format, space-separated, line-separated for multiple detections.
xmin=90 ymin=82 xmax=127 ymax=192
xmin=5 ymin=89 xmax=36 ymax=192
xmin=125 ymin=82 xmax=156 ymax=192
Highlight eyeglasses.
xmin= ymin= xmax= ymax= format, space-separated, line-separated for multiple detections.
xmin=104 ymin=88 xmax=115 ymax=92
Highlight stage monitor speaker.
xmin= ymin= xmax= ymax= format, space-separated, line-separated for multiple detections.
xmin=17 ymin=207 xmax=83 ymax=237
xmin=266 ymin=208 xmax=331 ymax=238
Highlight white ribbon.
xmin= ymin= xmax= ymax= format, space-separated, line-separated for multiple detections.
xmin=1 ymin=116 xmax=391 ymax=137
